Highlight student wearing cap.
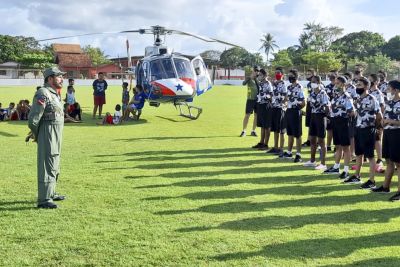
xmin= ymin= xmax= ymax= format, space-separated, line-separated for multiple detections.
xmin=324 ymin=76 xmax=355 ymax=179
xmin=345 ymin=77 xmax=382 ymax=186
xmin=372 ymin=80 xmax=400 ymax=201
xmin=240 ymin=66 xmax=259 ymax=137
xmin=28 ymin=66 xmax=66 ymax=209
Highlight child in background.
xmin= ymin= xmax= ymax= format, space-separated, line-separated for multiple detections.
xmin=0 ymin=103 xmax=7 ymax=121
xmin=66 ymin=84 xmax=76 ymax=106
xmin=122 ymin=82 xmax=130 ymax=114
xmin=123 ymin=85 xmax=146 ymax=121
xmin=97 ymin=104 xmax=122 ymax=125
xmin=8 ymin=102 xmax=19 ymax=121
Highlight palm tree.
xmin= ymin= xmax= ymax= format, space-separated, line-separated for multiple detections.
xmin=259 ymin=33 xmax=279 ymax=65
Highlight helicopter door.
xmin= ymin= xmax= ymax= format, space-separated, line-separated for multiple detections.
xmin=191 ymin=56 xmax=212 ymax=96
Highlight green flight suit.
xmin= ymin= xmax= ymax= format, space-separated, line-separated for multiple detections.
xmin=28 ymin=83 xmax=64 ymax=205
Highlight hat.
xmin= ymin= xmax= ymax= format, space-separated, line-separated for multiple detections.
xmin=43 ymin=66 xmax=66 ymax=79
xmin=253 ymin=66 xmax=260 ymax=72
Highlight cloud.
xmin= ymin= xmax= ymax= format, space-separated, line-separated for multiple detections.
xmin=0 ymin=0 xmax=398 ymax=59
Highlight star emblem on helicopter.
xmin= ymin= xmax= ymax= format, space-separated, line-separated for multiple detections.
xmin=176 ymin=84 xmax=183 ymax=91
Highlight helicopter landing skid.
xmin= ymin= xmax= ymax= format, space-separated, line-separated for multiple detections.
xmin=174 ymin=102 xmax=203 ymax=120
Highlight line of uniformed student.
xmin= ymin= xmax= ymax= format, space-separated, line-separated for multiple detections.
xmin=247 ymin=67 xmax=400 ymax=201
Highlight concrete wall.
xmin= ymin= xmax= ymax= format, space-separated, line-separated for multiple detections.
xmin=0 ymin=79 xmax=132 ymax=87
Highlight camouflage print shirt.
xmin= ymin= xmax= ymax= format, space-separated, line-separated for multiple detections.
xmin=257 ymin=79 xmax=273 ymax=106
xmin=331 ymin=92 xmax=354 ymax=118
xmin=272 ymin=80 xmax=287 ymax=109
xmin=325 ymin=83 xmax=335 ymax=101
xmin=309 ymin=87 xmax=330 ymax=114
xmin=346 ymin=84 xmax=359 ymax=101
xmin=379 ymin=81 xmax=389 ymax=98
xmin=287 ymin=83 xmax=305 ymax=109
xmin=383 ymin=99 xmax=400 ymax=130
xmin=370 ymin=88 xmax=385 ymax=108
xmin=355 ymin=94 xmax=380 ymax=128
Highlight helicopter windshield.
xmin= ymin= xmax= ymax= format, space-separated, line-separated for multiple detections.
xmin=173 ymin=58 xmax=195 ymax=79
xmin=149 ymin=58 xmax=176 ymax=81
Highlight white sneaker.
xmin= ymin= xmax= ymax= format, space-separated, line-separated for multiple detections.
xmin=303 ymin=160 xmax=317 ymax=167
xmin=315 ymin=164 xmax=327 ymax=171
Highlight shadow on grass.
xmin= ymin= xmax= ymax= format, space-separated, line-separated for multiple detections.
xmin=157 ymin=193 xmax=391 ymax=216
xmin=117 ymin=152 xmax=268 ymax=162
xmin=212 ymin=230 xmax=400 ymax=261
xmin=179 ymin=208 xmax=400 ymax=233
xmin=0 ymin=131 xmax=18 ymax=137
xmin=114 ymin=135 xmax=233 ymax=142
xmin=132 ymin=165 xmax=307 ymax=177
xmin=0 ymin=200 xmax=36 ymax=211
xmin=131 ymin=173 xmax=326 ymax=189
xmin=143 ymin=184 xmax=356 ymax=201
xmin=95 ymin=147 xmax=252 ymax=158
xmin=155 ymin=115 xmax=193 ymax=122
xmin=323 ymin=257 xmax=400 ymax=267
xmin=126 ymin=158 xmax=286 ymax=170
xmin=65 ymin=118 xmax=148 ymax=127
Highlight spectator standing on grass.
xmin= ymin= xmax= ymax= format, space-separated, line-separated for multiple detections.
xmin=240 ymin=66 xmax=259 ymax=137
xmin=92 ymin=72 xmax=108 ymax=119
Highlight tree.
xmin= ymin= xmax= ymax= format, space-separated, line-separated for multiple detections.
xmin=259 ymin=33 xmax=279 ymax=64
xmin=200 ymin=50 xmax=222 ymax=66
xmin=270 ymin=50 xmax=293 ymax=71
xmin=331 ymin=31 xmax=386 ymax=60
xmin=364 ymin=53 xmax=397 ymax=75
xmin=302 ymin=51 xmax=342 ymax=73
xmin=298 ymin=22 xmax=343 ymax=52
xmin=82 ymin=45 xmax=111 ymax=66
xmin=0 ymin=35 xmax=40 ymax=63
xmin=19 ymin=51 xmax=54 ymax=78
xmin=382 ymin=35 xmax=400 ymax=60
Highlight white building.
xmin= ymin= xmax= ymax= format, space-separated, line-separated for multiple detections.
xmin=0 ymin=62 xmax=19 ymax=79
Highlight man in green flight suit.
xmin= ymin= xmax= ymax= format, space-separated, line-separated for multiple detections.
xmin=28 ymin=66 xmax=66 ymax=209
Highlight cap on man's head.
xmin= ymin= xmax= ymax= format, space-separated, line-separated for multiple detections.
xmin=43 ymin=66 xmax=66 ymax=79
xmin=253 ymin=66 xmax=260 ymax=72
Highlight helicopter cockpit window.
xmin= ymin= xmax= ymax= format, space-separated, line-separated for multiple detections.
xmin=173 ymin=58 xmax=195 ymax=79
xmin=149 ymin=59 xmax=176 ymax=81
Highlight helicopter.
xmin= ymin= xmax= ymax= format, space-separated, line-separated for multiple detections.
xmin=38 ymin=25 xmax=240 ymax=120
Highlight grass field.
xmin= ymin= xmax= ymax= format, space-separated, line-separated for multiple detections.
xmin=1 ymin=84 xmax=400 ymax=266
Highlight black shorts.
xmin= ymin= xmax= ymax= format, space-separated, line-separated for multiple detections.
xmin=256 ymin=103 xmax=272 ymax=129
xmin=245 ymin=99 xmax=257 ymax=114
xmin=309 ymin=113 xmax=326 ymax=138
xmin=271 ymin=107 xmax=286 ymax=133
xmin=305 ymin=102 xmax=312 ymax=127
xmin=382 ymin=129 xmax=400 ymax=163
xmin=326 ymin=117 xmax=333 ymax=130
xmin=286 ymin=108 xmax=302 ymax=138
xmin=332 ymin=117 xmax=351 ymax=146
xmin=348 ymin=117 xmax=356 ymax=138
xmin=354 ymin=127 xmax=376 ymax=159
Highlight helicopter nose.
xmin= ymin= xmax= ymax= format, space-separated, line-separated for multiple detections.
xmin=151 ymin=78 xmax=194 ymax=96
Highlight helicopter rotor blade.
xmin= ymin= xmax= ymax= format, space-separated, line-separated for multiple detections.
xmin=168 ymin=29 xmax=241 ymax=47
xmin=37 ymin=30 xmax=142 ymax=42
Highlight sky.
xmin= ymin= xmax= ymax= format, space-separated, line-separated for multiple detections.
xmin=1 ymin=0 xmax=399 ymax=59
